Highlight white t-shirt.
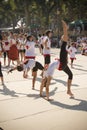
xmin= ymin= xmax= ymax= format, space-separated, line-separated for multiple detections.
xmin=23 ymin=59 xmax=35 ymax=70
xmin=68 ymin=46 xmax=77 ymax=58
xmin=3 ymin=40 xmax=10 ymax=51
xmin=43 ymin=60 xmax=60 ymax=77
xmin=43 ymin=36 xmax=51 ymax=55
xmin=25 ymin=41 xmax=36 ymax=57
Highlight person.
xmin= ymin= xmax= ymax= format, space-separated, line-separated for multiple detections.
xmin=0 ymin=58 xmax=4 ymax=85
xmin=18 ymin=34 xmax=26 ymax=62
xmin=38 ymin=34 xmax=45 ymax=54
xmin=25 ymin=35 xmax=36 ymax=59
xmin=60 ymin=20 xmax=74 ymax=97
xmin=42 ymin=30 xmax=52 ymax=67
xmin=68 ymin=42 xmax=77 ymax=68
xmin=2 ymin=35 xmax=10 ymax=66
xmin=8 ymin=32 xmax=19 ymax=66
xmin=8 ymin=59 xmax=44 ymax=90
xmin=40 ymin=59 xmax=60 ymax=101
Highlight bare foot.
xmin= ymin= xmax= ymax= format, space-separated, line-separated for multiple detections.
xmin=32 ymin=87 xmax=35 ymax=90
xmin=23 ymin=74 xmax=28 ymax=78
xmin=67 ymin=91 xmax=74 ymax=97
xmin=44 ymin=97 xmax=54 ymax=101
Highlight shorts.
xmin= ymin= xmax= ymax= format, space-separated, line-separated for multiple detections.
xmin=3 ymin=51 xmax=9 ymax=58
xmin=32 ymin=61 xmax=44 ymax=72
xmin=19 ymin=49 xmax=25 ymax=53
xmin=44 ymin=55 xmax=50 ymax=64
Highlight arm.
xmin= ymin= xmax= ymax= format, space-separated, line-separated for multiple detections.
xmin=62 ymin=20 xmax=69 ymax=42
xmin=8 ymin=67 xmax=17 ymax=74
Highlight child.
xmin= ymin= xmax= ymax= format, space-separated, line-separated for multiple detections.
xmin=40 ymin=59 xmax=60 ymax=101
xmin=68 ymin=42 xmax=77 ymax=68
xmin=60 ymin=20 xmax=74 ymax=98
xmin=0 ymin=58 xmax=4 ymax=85
xmin=8 ymin=59 xmax=44 ymax=90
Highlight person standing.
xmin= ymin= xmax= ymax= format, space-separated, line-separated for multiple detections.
xmin=43 ymin=30 xmax=52 ymax=67
xmin=25 ymin=35 xmax=36 ymax=60
xmin=68 ymin=42 xmax=77 ymax=68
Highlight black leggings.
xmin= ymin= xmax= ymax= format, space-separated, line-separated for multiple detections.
xmin=63 ymin=65 xmax=73 ymax=80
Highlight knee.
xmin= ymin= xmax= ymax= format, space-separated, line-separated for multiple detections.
xmin=69 ymin=72 xmax=73 ymax=80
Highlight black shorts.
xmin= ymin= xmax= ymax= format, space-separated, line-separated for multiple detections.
xmin=44 ymin=55 xmax=50 ymax=64
xmin=19 ymin=49 xmax=25 ymax=53
xmin=3 ymin=51 xmax=9 ymax=58
xmin=32 ymin=61 xmax=44 ymax=72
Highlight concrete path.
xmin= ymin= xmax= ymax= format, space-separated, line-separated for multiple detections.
xmin=0 ymin=48 xmax=87 ymax=130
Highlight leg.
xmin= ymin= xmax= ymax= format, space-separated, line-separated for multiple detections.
xmin=45 ymin=76 xmax=52 ymax=101
xmin=71 ymin=59 xmax=74 ymax=68
xmin=0 ymin=63 xmax=4 ymax=84
xmin=32 ymin=71 xmax=37 ymax=90
xmin=40 ymin=77 xmax=47 ymax=97
xmin=63 ymin=66 xmax=74 ymax=97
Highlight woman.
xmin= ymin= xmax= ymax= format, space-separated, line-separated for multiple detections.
xmin=60 ymin=20 xmax=74 ymax=97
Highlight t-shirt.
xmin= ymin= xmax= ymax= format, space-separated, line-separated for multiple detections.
xmin=23 ymin=59 xmax=35 ymax=70
xmin=68 ymin=46 xmax=77 ymax=58
xmin=43 ymin=36 xmax=51 ymax=55
xmin=25 ymin=41 xmax=36 ymax=57
xmin=43 ymin=60 xmax=60 ymax=77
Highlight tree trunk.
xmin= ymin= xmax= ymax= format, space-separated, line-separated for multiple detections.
xmin=24 ymin=1 xmax=30 ymax=29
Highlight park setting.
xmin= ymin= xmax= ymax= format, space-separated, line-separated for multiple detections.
xmin=0 ymin=0 xmax=87 ymax=130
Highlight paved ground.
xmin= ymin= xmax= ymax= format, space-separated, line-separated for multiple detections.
xmin=0 ymin=48 xmax=87 ymax=130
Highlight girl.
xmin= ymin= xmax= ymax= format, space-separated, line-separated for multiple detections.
xmin=40 ymin=59 xmax=60 ymax=101
xmin=60 ymin=20 xmax=74 ymax=97
xmin=25 ymin=35 xmax=36 ymax=60
xmin=68 ymin=42 xmax=77 ymax=68
xmin=43 ymin=30 xmax=52 ymax=67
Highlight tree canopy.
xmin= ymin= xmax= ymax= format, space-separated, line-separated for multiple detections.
xmin=0 ymin=0 xmax=87 ymax=33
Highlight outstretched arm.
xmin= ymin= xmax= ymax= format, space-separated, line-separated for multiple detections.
xmin=61 ymin=20 xmax=69 ymax=42
xmin=7 ymin=67 xmax=17 ymax=74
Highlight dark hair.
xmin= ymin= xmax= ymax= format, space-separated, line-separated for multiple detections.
xmin=45 ymin=30 xmax=52 ymax=36
xmin=27 ymin=35 xmax=32 ymax=41
xmin=17 ymin=66 xmax=23 ymax=71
